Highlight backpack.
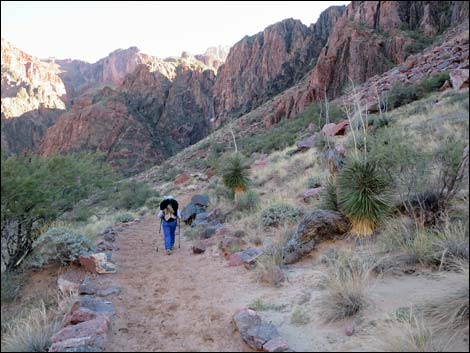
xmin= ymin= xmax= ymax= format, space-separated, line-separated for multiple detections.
xmin=160 ymin=198 xmax=179 ymax=221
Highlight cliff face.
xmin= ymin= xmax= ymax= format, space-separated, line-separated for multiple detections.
xmin=212 ymin=6 xmax=345 ymax=126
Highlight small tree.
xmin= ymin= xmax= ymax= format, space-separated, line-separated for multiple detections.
xmin=221 ymin=153 xmax=250 ymax=201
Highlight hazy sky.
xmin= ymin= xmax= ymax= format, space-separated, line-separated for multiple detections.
xmin=2 ymin=1 xmax=350 ymax=63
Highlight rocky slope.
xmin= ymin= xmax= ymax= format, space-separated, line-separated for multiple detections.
xmin=212 ymin=6 xmax=345 ymax=126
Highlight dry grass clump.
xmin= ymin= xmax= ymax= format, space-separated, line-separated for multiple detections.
xmin=1 ymin=301 xmax=61 ymax=352
xmin=368 ymin=311 xmax=445 ymax=352
xmin=291 ymin=307 xmax=310 ymax=326
xmin=318 ymin=249 xmax=375 ymax=321
xmin=421 ymin=262 xmax=469 ymax=332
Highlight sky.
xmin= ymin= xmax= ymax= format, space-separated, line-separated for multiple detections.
xmin=2 ymin=1 xmax=350 ymax=63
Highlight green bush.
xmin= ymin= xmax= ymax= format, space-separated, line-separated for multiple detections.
xmin=321 ymin=177 xmax=339 ymax=212
xmin=306 ymin=176 xmax=322 ymax=189
xmin=29 ymin=227 xmax=93 ymax=268
xmin=108 ymin=181 xmax=159 ymax=210
xmin=145 ymin=196 xmax=161 ymax=210
xmin=114 ymin=213 xmax=135 ymax=223
xmin=236 ymin=190 xmax=260 ymax=212
xmin=261 ymin=203 xmax=302 ymax=227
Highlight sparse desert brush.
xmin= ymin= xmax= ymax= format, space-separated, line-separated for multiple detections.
xmin=114 ymin=212 xmax=135 ymax=223
xmin=291 ymin=307 xmax=310 ymax=325
xmin=337 ymin=156 xmax=392 ymax=236
xmin=320 ymin=176 xmax=339 ymax=211
xmin=421 ymin=262 xmax=469 ymax=332
xmin=144 ymin=196 xmax=161 ymax=209
xmin=433 ymin=220 xmax=469 ymax=267
xmin=318 ymin=249 xmax=375 ymax=322
xmin=260 ymin=203 xmax=302 ymax=228
xmin=28 ymin=227 xmax=94 ymax=268
xmin=236 ymin=190 xmax=260 ymax=212
xmin=368 ymin=311 xmax=444 ymax=352
xmin=1 ymin=301 xmax=61 ymax=352
xmin=1 ymin=271 xmax=23 ymax=303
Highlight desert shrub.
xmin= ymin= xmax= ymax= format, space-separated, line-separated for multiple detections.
xmin=337 ymin=156 xmax=392 ymax=236
xmin=291 ymin=307 xmax=310 ymax=325
xmin=369 ymin=114 xmax=391 ymax=129
xmin=249 ymin=298 xmax=286 ymax=312
xmin=432 ymin=220 xmax=469 ymax=266
xmin=377 ymin=218 xmax=440 ymax=266
xmin=260 ymin=203 xmax=302 ymax=227
xmin=28 ymin=227 xmax=93 ymax=268
xmin=320 ymin=177 xmax=339 ymax=211
xmin=318 ymin=250 xmax=373 ymax=321
xmin=1 ymin=302 xmax=61 ymax=352
xmin=221 ymin=153 xmax=251 ymax=200
xmin=108 ymin=181 xmax=160 ymax=210
xmin=145 ymin=196 xmax=161 ymax=210
xmin=1 ymin=151 xmax=114 ymax=270
xmin=69 ymin=207 xmax=94 ymax=223
xmin=236 ymin=190 xmax=260 ymax=212
xmin=305 ymin=175 xmax=322 ymax=189
xmin=114 ymin=213 xmax=135 ymax=223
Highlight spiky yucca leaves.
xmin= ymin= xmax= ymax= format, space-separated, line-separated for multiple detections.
xmin=222 ymin=153 xmax=250 ymax=201
xmin=321 ymin=177 xmax=339 ymax=211
xmin=337 ymin=157 xmax=392 ymax=236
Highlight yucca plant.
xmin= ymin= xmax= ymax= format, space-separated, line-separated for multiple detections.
xmin=321 ymin=176 xmax=339 ymax=211
xmin=337 ymin=156 xmax=392 ymax=236
xmin=222 ymin=153 xmax=250 ymax=201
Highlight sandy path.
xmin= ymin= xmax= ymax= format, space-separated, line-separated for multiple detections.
xmin=99 ymin=215 xmax=256 ymax=352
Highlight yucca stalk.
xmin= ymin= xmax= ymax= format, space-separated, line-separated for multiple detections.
xmin=222 ymin=153 xmax=250 ymax=201
xmin=337 ymin=156 xmax=392 ymax=236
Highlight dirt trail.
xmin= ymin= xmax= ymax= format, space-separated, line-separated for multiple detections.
xmin=99 ymin=215 xmax=256 ymax=352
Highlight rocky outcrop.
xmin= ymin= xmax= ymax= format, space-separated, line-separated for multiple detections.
xmin=195 ymin=45 xmax=230 ymax=70
xmin=212 ymin=6 xmax=345 ymax=126
xmin=283 ymin=210 xmax=350 ymax=264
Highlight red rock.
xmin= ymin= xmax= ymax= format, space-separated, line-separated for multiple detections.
xmin=263 ymin=336 xmax=289 ymax=352
xmin=228 ymin=253 xmax=244 ymax=267
xmin=51 ymin=317 xmax=109 ymax=343
xmin=57 ymin=276 xmax=81 ymax=294
xmin=322 ymin=120 xmax=349 ymax=137
xmin=174 ymin=172 xmax=191 ymax=185
xmin=67 ymin=307 xmax=98 ymax=325
xmin=79 ymin=253 xmax=116 ymax=274
xmin=345 ymin=324 xmax=355 ymax=336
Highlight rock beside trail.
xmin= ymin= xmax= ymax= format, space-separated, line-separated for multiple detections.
xmin=192 ymin=244 xmax=207 ymax=254
xmin=219 ymin=236 xmax=247 ymax=257
xmin=51 ymin=316 xmax=109 ymax=343
xmin=283 ymin=210 xmax=350 ymax=264
xmin=259 ymin=265 xmax=285 ymax=287
xmin=98 ymin=287 xmax=122 ymax=297
xmin=58 ymin=276 xmax=81 ymax=294
xmin=450 ymin=68 xmax=469 ymax=90
xmin=96 ymin=240 xmax=119 ymax=252
xmin=79 ymin=253 xmax=117 ymax=274
xmin=303 ymin=187 xmax=324 ymax=202
xmin=191 ymin=194 xmax=210 ymax=207
xmin=296 ymin=135 xmax=316 ymax=151
xmin=233 ymin=308 xmax=289 ymax=352
xmin=49 ymin=334 xmax=106 ymax=352
xmin=181 ymin=203 xmax=206 ymax=224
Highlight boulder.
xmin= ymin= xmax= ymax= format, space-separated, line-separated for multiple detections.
xmin=233 ymin=308 xmax=286 ymax=351
xmin=67 ymin=307 xmax=98 ymax=325
xmin=174 ymin=172 xmax=191 ymax=185
xmin=450 ymin=69 xmax=469 ymax=90
xmin=283 ymin=210 xmax=350 ymax=264
xmin=296 ymin=135 xmax=316 ymax=151
xmin=78 ymin=283 xmax=97 ymax=295
xmin=192 ymin=212 xmax=209 ymax=226
xmin=79 ymin=253 xmax=116 ymax=274
xmin=77 ymin=296 xmax=116 ymax=318
xmin=51 ymin=316 xmax=109 ymax=343
xmin=191 ymin=194 xmax=210 ymax=207
xmin=181 ymin=203 xmax=206 ymax=224
xmin=303 ymin=187 xmax=324 ymax=202
xmin=321 ymin=120 xmax=349 ymax=137
xmin=103 ymin=232 xmax=116 ymax=242
xmin=228 ymin=253 xmax=244 ymax=266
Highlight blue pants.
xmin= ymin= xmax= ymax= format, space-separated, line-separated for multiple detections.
xmin=162 ymin=220 xmax=177 ymax=250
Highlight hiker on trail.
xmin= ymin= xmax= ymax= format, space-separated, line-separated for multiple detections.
xmin=157 ymin=195 xmax=181 ymax=255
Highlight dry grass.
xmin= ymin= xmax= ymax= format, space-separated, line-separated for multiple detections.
xmin=368 ymin=311 xmax=448 ymax=352
xmin=291 ymin=307 xmax=310 ymax=326
xmin=421 ymin=262 xmax=469 ymax=332
xmin=318 ymin=249 xmax=376 ymax=322
xmin=1 ymin=301 xmax=61 ymax=352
